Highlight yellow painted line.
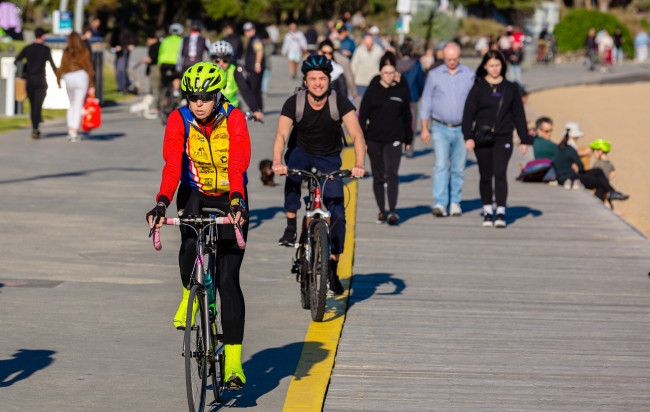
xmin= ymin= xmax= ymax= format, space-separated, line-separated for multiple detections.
xmin=282 ymin=148 xmax=358 ymax=411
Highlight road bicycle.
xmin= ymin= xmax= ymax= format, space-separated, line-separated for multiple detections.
xmin=284 ymin=168 xmax=354 ymax=322
xmin=152 ymin=208 xmax=245 ymax=411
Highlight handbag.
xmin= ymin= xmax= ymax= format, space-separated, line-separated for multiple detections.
xmin=15 ymin=78 xmax=27 ymax=102
xmin=472 ymin=88 xmax=504 ymax=147
xmin=82 ymin=93 xmax=101 ymax=132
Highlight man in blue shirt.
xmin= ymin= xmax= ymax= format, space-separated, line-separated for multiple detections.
xmin=338 ymin=26 xmax=356 ymax=59
xmin=420 ymin=42 xmax=475 ymax=217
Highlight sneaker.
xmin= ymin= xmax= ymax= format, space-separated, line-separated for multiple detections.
xmin=278 ymin=228 xmax=297 ymax=247
xmin=482 ymin=213 xmax=494 ymax=227
xmin=329 ymin=273 xmax=344 ymax=295
xmin=563 ymin=179 xmax=572 ymax=190
xmin=376 ymin=211 xmax=387 ymax=224
xmin=386 ymin=212 xmax=399 ymax=226
xmin=494 ymin=214 xmax=506 ymax=228
xmin=224 ymin=344 xmax=246 ymax=391
xmin=449 ymin=203 xmax=462 ymax=216
xmin=432 ymin=204 xmax=448 ymax=217
xmin=609 ymin=191 xmax=629 ymax=201
xmin=572 ymin=180 xmax=584 ymax=190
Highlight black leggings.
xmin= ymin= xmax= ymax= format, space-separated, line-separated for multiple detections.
xmin=474 ymin=137 xmax=513 ymax=207
xmin=177 ymin=185 xmax=248 ymax=344
xmin=577 ymin=168 xmax=615 ymax=201
xmin=367 ymin=140 xmax=402 ymax=213
xmin=26 ymin=78 xmax=47 ymax=131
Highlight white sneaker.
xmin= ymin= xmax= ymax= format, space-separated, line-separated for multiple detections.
xmin=449 ymin=203 xmax=462 ymax=216
xmin=432 ymin=204 xmax=448 ymax=217
xmin=572 ymin=180 xmax=584 ymax=190
xmin=563 ymin=180 xmax=572 ymax=190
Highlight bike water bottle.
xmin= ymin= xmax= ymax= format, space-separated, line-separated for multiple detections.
xmin=204 ymin=272 xmax=216 ymax=315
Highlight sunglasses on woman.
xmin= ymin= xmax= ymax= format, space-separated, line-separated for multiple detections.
xmin=187 ymin=94 xmax=215 ymax=102
xmin=214 ymin=57 xmax=230 ymax=64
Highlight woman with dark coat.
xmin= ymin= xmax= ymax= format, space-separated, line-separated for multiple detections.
xmin=359 ymin=52 xmax=412 ymax=225
xmin=462 ymin=50 xmax=531 ymax=228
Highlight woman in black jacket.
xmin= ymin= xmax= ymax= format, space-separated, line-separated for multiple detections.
xmin=462 ymin=50 xmax=531 ymax=228
xmin=359 ymin=52 xmax=413 ymax=225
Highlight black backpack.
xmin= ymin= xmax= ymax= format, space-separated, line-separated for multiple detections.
xmin=288 ymin=88 xmax=347 ymax=148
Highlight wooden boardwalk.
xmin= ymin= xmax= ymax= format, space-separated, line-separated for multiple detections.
xmin=325 ymin=146 xmax=650 ymax=411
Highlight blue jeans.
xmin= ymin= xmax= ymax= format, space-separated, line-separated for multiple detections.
xmin=284 ymin=147 xmax=346 ymax=255
xmin=432 ymin=122 xmax=467 ymax=208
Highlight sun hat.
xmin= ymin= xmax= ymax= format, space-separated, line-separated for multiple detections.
xmin=564 ymin=121 xmax=584 ymax=138
xmin=589 ymin=139 xmax=611 ymax=153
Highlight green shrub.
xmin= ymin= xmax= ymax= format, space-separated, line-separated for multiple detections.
xmin=554 ymin=10 xmax=633 ymax=57
xmin=409 ymin=7 xmax=460 ymax=43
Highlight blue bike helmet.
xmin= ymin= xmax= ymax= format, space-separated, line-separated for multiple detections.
xmin=301 ymin=54 xmax=333 ymax=76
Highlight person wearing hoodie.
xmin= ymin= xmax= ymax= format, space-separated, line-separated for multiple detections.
xmin=359 ymin=52 xmax=412 ymax=226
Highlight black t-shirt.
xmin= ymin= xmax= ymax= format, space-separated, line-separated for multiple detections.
xmin=281 ymin=91 xmax=355 ymax=156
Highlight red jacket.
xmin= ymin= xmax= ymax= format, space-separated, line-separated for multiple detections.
xmin=156 ymin=105 xmax=251 ymax=205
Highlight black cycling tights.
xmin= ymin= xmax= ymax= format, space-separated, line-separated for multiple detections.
xmin=177 ymin=185 xmax=248 ymax=344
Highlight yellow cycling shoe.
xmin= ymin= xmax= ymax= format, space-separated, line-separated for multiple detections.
xmin=224 ymin=344 xmax=246 ymax=391
xmin=173 ymin=287 xmax=199 ymax=329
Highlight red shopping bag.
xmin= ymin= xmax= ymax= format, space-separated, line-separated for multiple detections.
xmin=82 ymin=94 xmax=101 ymax=132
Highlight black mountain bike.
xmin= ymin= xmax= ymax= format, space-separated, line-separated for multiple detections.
xmin=285 ymin=168 xmax=353 ymax=322
xmin=153 ymin=207 xmax=246 ymax=411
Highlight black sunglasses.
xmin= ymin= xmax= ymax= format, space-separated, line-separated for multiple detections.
xmin=187 ymin=94 xmax=215 ymax=102
xmin=214 ymin=57 xmax=231 ymax=64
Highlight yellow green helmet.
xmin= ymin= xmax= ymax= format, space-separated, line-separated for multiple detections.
xmin=589 ymin=139 xmax=611 ymax=153
xmin=181 ymin=62 xmax=226 ymax=95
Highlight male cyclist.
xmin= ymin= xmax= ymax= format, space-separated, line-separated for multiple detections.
xmin=157 ymin=23 xmax=184 ymax=104
xmin=146 ymin=62 xmax=251 ymax=391
xmin=210 ymin=40 xmax=264 ymax=122
xmin=272 ymin=55 xmax=366 ymax=294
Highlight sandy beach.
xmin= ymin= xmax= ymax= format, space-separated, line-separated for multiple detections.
xmin=528 ymin=82 xmax=650 ymax=237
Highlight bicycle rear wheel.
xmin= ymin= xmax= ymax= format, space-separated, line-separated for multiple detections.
xmin=309 ymin=221 xmax=329 ymax=321
xmin=185 ymin=285 xmax=207 ymax=412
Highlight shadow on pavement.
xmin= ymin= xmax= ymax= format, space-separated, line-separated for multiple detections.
xmin=396 ymin=205 xmax=432 ymax=224
xmin=248 ymin=206 xmax=285 ymax=230
xmin=348 ymin=272 xmax=406 ymax=311
xmin=459 ymin=198 xmax=543 ymax=226
xmin=83 ymin=133 xmax=127 ymax=141
xmin=0 ymin=349 xmax=56 ymax=387
xmin=399 ymin=173 xmax=430 ymax=183
xmin=209 ymin=341 xmax=326 ymax=409
xmin=0 ymin=167 xmax=153 ymax=185
xmin=506 ymin=205 xmax=543 ymax=225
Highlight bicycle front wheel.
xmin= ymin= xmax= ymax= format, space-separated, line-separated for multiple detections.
xmin=210 ymin=293 xmax=225 ymax=403
xmin=185 ymin=285 xmax=207 ymax=412
xmin=309 ymin=221 xmax=329 ymax=322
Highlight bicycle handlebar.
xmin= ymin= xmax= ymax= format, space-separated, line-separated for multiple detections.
xmin=152 ymin=216 xmax=245 ymax=251
xmin=286 ymin=169 xmax=358 ymax=180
